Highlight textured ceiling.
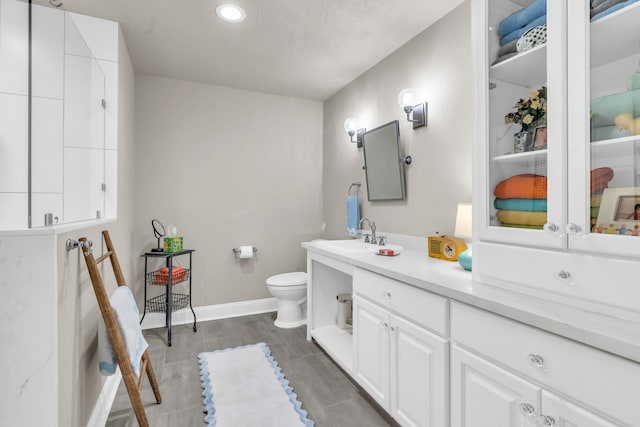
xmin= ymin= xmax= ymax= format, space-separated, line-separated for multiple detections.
xmin=46 ymin=0 xmax=465 ymax=100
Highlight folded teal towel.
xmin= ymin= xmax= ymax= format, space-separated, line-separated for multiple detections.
xmin=590 ymin=89 xmax=640 ymax=127
xmin=499 ymin=0 xmax=546 ymax=36
xmin=347 ymin=195 xmax=360 ymax=237
xmin=494 ymin=198 xmax=548 ymax=212
xmin=501 ymin=14 xmax=547 ymax=45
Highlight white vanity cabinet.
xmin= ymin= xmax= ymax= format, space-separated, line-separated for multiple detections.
xmin=353 ymin=268 xmax=449 ymax=427
xmin=472 ymin=0 xmax=640 ymax=323
xmin=451 ymin=302 xmax=640 ymax=427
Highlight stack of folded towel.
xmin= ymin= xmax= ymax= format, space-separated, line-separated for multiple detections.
xmin=590 ymin=167 xmax=615 ymax=228
xmin=591 ymin=0 xmax=640 ymax=21
xmin=494 ymin=174 xmax=548 ymax=229
xmin=497 ymin=0 xmax=546 ymax=47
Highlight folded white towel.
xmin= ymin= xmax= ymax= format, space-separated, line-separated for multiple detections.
xmin=98 ymin=286 xmax=148 ymax=377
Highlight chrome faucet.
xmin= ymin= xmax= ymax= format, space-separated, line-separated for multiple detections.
xmin=359 ymin=218 xmax=377 ymax=244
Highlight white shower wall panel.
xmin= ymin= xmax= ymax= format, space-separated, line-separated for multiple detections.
xmin=32 ymin=4 xmax=64 ymax=100
xmin=64 ymin=54 xmax=105 ymax=150
xmin=0 ymin=193 xmax=27 ymax=229
xmin=31 ymin=97 xmax=64 ymax=194
xmin=63 ymin=147 xmax=104 ymax=222
xmin=31 ymin=193 xmax=64 ymax=227
xmin=0 ymin=92 xmax=27 ymax=193
xmin=98 ymin=59 xmax=118 ymax=150
xmin=0 ymin=0 xmax=28 ymax=96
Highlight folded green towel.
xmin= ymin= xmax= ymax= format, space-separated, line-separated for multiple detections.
xmin=500 ymin=223 xmax=544 ymax=230
xmin=590 ymin=89 xmax=640 ymax=127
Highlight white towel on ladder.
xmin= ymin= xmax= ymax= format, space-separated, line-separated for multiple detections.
xmin=98 ymin=286 xmax=148 ymax=377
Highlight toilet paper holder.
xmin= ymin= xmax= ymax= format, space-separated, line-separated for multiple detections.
xmin=232 ymin=246 xmax=258 ymax=254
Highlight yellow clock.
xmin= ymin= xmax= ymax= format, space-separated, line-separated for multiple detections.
xmin=428 ymin=235 xmax=468 ymax=261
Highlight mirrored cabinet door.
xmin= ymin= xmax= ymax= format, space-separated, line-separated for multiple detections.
xmin=567 ymin=1 xmax=640 ymax=258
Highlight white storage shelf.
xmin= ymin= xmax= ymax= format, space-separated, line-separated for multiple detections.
xmin=591 ymin=1 xmax=640 ymax=68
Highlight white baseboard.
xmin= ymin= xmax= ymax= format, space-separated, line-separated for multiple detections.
xmin=87 ymin=368 xmax=121 ymax=427
xmin=140 ymin=297 xmax=278 ymax=330
xmin=89 ymin=297 xmax=277 ymax=426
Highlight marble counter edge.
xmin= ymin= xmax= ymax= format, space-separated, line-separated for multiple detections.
xmin=302 ymin=241 xmax=640 ymax=363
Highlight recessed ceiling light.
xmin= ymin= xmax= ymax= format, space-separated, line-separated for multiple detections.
xmin=216 ymin=4 xmax=246 ymax=23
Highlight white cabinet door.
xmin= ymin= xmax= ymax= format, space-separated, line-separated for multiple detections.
xmin=353 ymin=295 xmax=390 ymax=409
xmin=540 ymin=391 xmax=622 ymax=427
xmin=390 ymin=314 xmax=448 ymax=427
xmin=451 ymin=346 xmax=540 ymax=427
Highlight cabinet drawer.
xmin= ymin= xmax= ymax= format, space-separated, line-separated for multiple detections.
xmin=475 ymin=242 xmax=640 ymax=323
xmin=353 ymin=268 xmax=448 ymax=335
xmin=451 ymin=301 xmax=640 ymax=426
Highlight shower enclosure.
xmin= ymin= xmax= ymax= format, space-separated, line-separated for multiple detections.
xmin=0 ymin=0 xmax=117 ymax=230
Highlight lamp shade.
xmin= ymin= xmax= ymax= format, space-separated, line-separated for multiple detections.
xmin=343 ymin=117 xmax=358 ymax=133
xmin=398 ymin=88 xmax=418 ymax=108
xmin=454 ymin=203 xmax=473 ymax=240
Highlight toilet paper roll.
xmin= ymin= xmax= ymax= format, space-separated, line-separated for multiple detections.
xmin=239 ymin=245 xmax=254 ymax=259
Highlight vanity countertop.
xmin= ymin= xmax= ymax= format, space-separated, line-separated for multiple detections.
xmin=302 ymin=239 xmax=640 ymax=363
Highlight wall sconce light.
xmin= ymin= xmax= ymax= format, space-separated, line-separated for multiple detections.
xmin=344 ymin=118 xmax=366 ymax=147
xmin=398 ymin=88 xmax=427 ymax=129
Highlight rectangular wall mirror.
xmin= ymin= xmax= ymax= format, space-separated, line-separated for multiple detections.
xmin=362 ymin=120 xmax=406 ymax=201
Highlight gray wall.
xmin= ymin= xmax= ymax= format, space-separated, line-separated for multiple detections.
xmin=57 ymin=28 xmax=136 ymax=427
xmin=323 ymin=2 xmax=472 ymax=239
xmin=133 ymin=75 xmax=324 ymax=307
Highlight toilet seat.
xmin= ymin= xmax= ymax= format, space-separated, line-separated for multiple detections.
xmin=266 ymin=272 xmax=307 ymax=287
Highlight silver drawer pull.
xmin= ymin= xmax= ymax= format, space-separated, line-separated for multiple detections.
xmin=543 ymin=222 xmax=559 ymax=234
xmin=381 ymin=290 xmax=391 ymax=299
xmin=554 ymin=270 xmax=573 ymax=283
xmin=520 ymin=403 xmax=537 ymax=419
xmin=528 ymin=353 xmax=547 ymax=371
xmin=540 ymin=415 xmax=556 ymax=426
xmin=379 ymin=321 xmax=388 ymax=329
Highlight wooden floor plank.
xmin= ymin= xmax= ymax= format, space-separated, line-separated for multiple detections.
xmin=106 ymin=312 xmax=396 ymax=426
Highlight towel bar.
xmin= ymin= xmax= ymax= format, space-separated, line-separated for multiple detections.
xmin=66 ymin=238 xmax=93 ymax=256
xmin=348 ymin=182 xmax=361 ymax=196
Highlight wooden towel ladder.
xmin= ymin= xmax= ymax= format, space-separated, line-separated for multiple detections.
xmin=80 ymin=230 xmax=161 ymax=427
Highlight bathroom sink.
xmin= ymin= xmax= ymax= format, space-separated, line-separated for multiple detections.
xmin=314 ymin=239 xmax=404 ymax=255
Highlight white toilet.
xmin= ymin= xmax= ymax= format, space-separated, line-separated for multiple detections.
xmin=266 ymin=272 xmax=307 ymax=328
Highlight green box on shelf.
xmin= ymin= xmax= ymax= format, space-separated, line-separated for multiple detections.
xmin=163 ymin=236 xmax=183 ymax=253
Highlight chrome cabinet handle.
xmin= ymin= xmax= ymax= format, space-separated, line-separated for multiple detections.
xmin=540 ymin=415 xmax=556 ymax=426
xmin=566 ymin=223 xmax=582 ymax=235
xmin=543 ymin=222 xmax=559 ymax=234
xmin=520 ymin=403 xmax=537 ymax=419
xmin=381 ymin=291 xmax=391 ymax=299
xmin=379 ymin=321 xmax=388 ymax=329
xmin=389 ymin=326 xmax=395 ymax=333
xmin=554 ymin=270 xmax=573 ymax=283
xmin=528 ymin=353 xmax=547 ymax=371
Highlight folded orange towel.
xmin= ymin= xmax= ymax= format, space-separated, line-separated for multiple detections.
xmin=494 ymin=174 xmax=547 ymax=199
xmin=154 ymin=266 xmax=186 ymax=285
xmin=591 ymin=167 xmax=614 ymax=193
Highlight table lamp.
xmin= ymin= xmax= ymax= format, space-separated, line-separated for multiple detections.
xmin=455 ymin=203 xmax=473 ymax=271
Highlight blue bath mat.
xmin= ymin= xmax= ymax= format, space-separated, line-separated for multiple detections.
xmin=198 ymin=343 xmax=314 ymax=427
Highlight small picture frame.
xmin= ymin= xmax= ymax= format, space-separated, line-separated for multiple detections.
xmin=532 ymin=125 xmax=547 ymax=150
xmin=595 ymin=187 xmax=640 ymax=236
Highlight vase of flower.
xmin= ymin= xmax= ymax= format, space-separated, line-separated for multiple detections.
xmin=514 ymin=131 xmax=528 ymax=153
xmin=505 ymin=86 xmax=547 ymax=153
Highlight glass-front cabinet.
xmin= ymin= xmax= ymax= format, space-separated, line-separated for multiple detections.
xmin=472 ymin=0 xmax=640 ymax=322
